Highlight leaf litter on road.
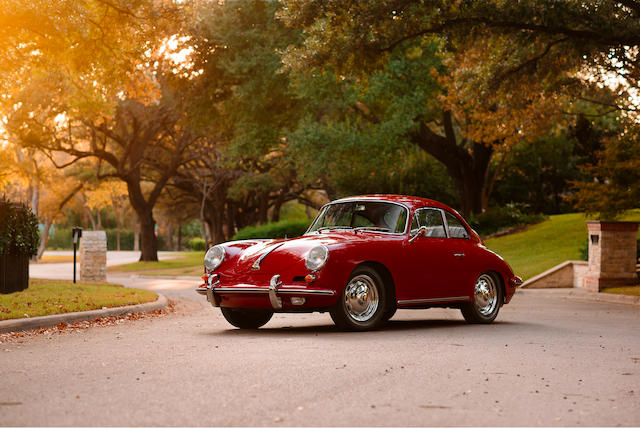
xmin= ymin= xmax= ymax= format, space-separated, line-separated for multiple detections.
xmin=0 ymin=301 xmax=175 ymax=343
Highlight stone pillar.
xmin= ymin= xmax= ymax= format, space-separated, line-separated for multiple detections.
xmin=79 ymin=231 xmax=107 ymax=281
xmin=581 ymin=221 xmax=639 ymax=292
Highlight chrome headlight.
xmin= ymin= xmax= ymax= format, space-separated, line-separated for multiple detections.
xmin=204 ymin=245 xmax=225 ymax=271
xmin=305 ymin=245 xmax=329 ymax=271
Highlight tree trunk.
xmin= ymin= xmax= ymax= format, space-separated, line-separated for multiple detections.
xmin=410 ymin=112 xmax=494 ymax=219
xmin=177 ymin=224 xmax=182 ymax=251
xmin=166 ymin=221 xmax=174 ymax=251
xmin=138 ymin=208 xmax=158 ymax=261
xmin=84 ymin=206 xmax=97 ymax=230
xmin=133 ymin=218 xmax=140 ymax=252
xmin=116 ymin=225 xmax=121 ymax=251
xmin=36 ymin=218 xmax=52 ymax=260
xmin=96 ymin=209 xmax=102 ymax=230
xmin=126 ymin=181 xmax=158 ymax=261
xmin=270 ymin=195 xmax=283 ymax=223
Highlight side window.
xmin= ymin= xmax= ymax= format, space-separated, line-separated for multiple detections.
xmin=445 ymin=211 xmax=470 ymax=239
xmin=411 ymin=208 xmax=446 ymax=238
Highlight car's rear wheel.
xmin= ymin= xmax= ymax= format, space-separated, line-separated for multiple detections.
xmin=330 ymin=266 xmax=387 ymax=331
xmin=461 ymin=272 xmax=502 ymax=324
xmin=220 ymin=307 xmax=273 ymax=329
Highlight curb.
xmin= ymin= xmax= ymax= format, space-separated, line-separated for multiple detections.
xmin=0 ymin=294 xmax=168 ymax=334
xmin=517 ymin=288 xmax=640 ymax=306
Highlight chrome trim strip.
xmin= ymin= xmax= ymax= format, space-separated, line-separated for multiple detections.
xmin=214 ymin=287 xmax=270 ymax=294
xmin=212 ymin=286 xmax=336 ymax=296
xmin=278 ymin=288 xmax=335 ymax=296
xmin=252 ymin=243 xmax=284 ymax=271
xmin=397 ymin=296 xmax=469 ymax=305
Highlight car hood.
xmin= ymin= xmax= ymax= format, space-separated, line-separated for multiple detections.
xmin=228 ymin=232 xmax=361 ymax=275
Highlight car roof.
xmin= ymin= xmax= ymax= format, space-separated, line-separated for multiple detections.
xmin=331 ymin=194 xmax=454 ymax=212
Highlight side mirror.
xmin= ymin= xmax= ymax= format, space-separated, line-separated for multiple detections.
xmin=409 ymin=225 xmax=428 ymax=242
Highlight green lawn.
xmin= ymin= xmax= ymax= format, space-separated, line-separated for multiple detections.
xmin=602 ymin=286 xmax=640 ymax=296
xmin=108 ymin=251 xmax=204 ymax=276
xmin=485 ymin=211 xmax=640 ymax=280
xmin=0 ymin=278 xmax=158 ymax=321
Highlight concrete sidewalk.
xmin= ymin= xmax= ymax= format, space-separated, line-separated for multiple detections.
xmin=517 ymin=286 xmax=640 ymax=306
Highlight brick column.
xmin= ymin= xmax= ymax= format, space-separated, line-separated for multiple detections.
xmin=79 ymin=231 xmax=107 ymax=281
xmin=582 ymin=221 xmax=639 ymax=292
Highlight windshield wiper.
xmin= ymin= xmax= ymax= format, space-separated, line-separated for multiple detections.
xmin=316 ymin=226 xmax=353 ymax=233
xmin=354 ymin=226 xmax=393 ymax=233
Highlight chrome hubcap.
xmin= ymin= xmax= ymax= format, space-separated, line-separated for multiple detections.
xmin=344 ymin=274 xmax=379 ymax=322
xmin=474 ymin=274 xmax=498 ymax=316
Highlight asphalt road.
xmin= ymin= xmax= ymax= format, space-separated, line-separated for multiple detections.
xmin=1 ymin=276 xmax=639 ymax=426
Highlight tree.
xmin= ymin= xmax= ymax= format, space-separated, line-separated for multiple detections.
xmin=167 ymin=0 xmax=313 ymax=240
xmin=1 ymin=0 xmax=192 ymax=261
xmin=279 ymin=1 xmax=636 ymax=216
xmin=571 ymin=118 xmax=640 ymax=219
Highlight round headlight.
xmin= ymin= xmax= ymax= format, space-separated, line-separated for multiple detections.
xmin=305 ymin=245 xmax=329 ymax=271
xmin=204 ymin=245 xmax=225 ymax=271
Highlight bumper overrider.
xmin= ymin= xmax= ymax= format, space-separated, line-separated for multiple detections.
xmin=196 ymin=274 xmax=336 ymax=310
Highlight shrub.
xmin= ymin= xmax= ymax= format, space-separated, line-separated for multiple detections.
xmin=189 ymin=237 xmax=206 ymax=251
xmin=106 ymin=229 xmax=135 ymax=251
xmin=233 ymin=219 xmax=312 ymax=240
xmin=469 ymin=204 xmax=546 ymax=237
xmin=0 ymin=200 xmax=39 ymax=255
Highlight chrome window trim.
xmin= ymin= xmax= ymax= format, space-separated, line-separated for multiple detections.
xmin=442 ymin=209 xmax=471 ymax=240
xmin=440 ymin=209 xmax=450 ymax=239
xmin=305 ymin=199 xmax=410 ymax=236
xmin=410 ymin=207 xmax=448 ymax=239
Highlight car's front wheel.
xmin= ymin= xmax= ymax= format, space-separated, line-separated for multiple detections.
xmin=220 ymin=307 xmax=273 ymax=329
xmin=330 ymin=266 xmax=387 ymax=331
xmin=461 ymin=272 xmax=503 ymax=324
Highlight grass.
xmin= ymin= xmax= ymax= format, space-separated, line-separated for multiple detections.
xmin=602 ymin=286 xmax=640 ymax=296
xmin=485 ymin=211 xmax=640 ymax=281
xmin=0 ymin=278 xmax=158 ymax=321
xmin=108 ymin=251 xmax=204 ymax=276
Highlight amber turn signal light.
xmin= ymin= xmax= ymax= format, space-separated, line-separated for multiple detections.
xmin=304 ymin=274 xmax=315 ymax=283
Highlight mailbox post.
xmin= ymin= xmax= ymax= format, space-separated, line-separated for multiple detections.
xmin=72 ymin=227 xmax=82 ymax=283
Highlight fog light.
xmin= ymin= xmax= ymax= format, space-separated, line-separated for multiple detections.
xmin=291 ymin=297 xmax=306 ymax=305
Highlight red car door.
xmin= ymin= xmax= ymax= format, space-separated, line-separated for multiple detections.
xmin=398 ymin=208 xmax=453 ymax=303
xmin=441 ymin=210 xmax=477 ymax=299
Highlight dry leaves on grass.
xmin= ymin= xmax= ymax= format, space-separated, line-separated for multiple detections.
xmin=0 ymin=302 xmax=175 ymax=343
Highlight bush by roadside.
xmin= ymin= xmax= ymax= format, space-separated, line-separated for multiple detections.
xmin=0 ymin=278 xmax=158 ymax=321
xmin=470 ymin=204 xmax=547 ymax=237
xmin=233 ymin=219 xmax=311 ymax=240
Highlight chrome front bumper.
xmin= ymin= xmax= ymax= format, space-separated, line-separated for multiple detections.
xmin=196 ymin=274 xmax=336 ymax=309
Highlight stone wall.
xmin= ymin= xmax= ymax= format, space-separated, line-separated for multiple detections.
xmin=581 ymin=221 xmax=639 ymax=291
xmin=522 ymin=261 xmax=587 ymax=289
xmin=79 ymin=231 xmax=107 ymax=281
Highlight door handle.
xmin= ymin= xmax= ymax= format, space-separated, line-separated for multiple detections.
xmin=453 ymin=253 xmax=465 ymax=258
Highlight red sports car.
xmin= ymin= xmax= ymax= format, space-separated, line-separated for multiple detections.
xmin=197 ymin=195 xmax=522 ymax=330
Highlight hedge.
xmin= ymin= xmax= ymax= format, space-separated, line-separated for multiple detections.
xmin=0 ymin=200 xmax=39 ymax=256
xmin=233 ymin=219 xmax=312 ymax=241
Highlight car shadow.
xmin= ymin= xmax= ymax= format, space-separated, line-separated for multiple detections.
xmin=204 ymin=318 xmax=528 ymax=337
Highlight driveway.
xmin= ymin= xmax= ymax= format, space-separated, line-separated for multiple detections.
xmin=29 ymin=250 xmax=186 ymax=280
xmin=1 ymin=280 xmax=638 ymax=426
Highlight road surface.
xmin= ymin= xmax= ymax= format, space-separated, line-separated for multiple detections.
xmin=1 ymin=269 xmax=639 ymax=426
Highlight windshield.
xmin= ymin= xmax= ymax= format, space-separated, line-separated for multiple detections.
xmin=307 ymin=201 xmax=408 ymax=234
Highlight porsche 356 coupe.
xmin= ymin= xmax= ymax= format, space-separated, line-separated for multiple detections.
xmin=197 ymin=195 xmax=522 ymax=330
